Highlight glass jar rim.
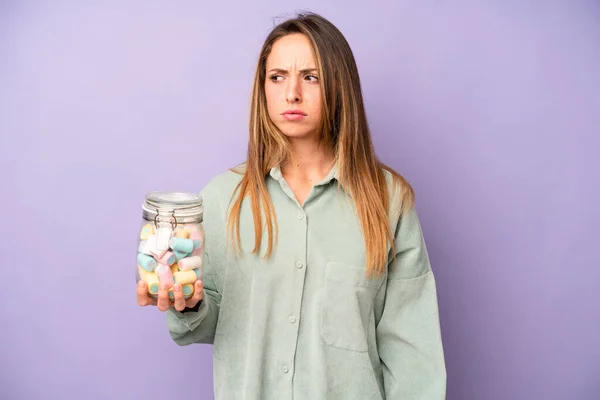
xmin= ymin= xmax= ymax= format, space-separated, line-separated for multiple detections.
xmin=142 ymin=191 xmax=203 ymax=221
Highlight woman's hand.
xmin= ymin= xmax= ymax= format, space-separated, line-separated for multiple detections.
xmin=137 ymin=280 xmax=204 ymax=312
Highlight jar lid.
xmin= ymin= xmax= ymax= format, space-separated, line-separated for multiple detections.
xmin=142 ymin=191 xmax=204 ymax=221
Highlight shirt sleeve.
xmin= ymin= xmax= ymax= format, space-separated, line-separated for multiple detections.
xmin=166 ymin=252 xmax=221 ymax=345
xmin=376 ymin=206 xmax=447 ymax=399
xmin=165 ymin=182 xmax=226 ymax=346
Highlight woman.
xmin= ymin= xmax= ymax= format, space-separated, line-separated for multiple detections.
xmin=137 ymin=12 xmax=446 ymax=400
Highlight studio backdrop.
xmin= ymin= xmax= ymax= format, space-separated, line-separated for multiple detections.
xmin=1 ymin=2 xmax=598 ymax=399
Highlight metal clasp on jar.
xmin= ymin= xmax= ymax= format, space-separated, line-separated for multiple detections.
xmin=154 ymin=208 xmax=177 ymax=251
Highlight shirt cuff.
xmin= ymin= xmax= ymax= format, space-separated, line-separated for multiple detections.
xmin=167 ymin=295 xmax=209 ymax=331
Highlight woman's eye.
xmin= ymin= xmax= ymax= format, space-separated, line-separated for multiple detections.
xmin=269 ymin=75 xmax=283 ymax=82
xmin=305 ymin=75 xmax=319 ymax=82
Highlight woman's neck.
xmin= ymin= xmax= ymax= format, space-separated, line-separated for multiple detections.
xmin=281 ymin=137 xmax=335 ymax=182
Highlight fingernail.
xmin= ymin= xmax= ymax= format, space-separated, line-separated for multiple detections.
xmin=174 ymin=284 xmax=180 ymax=292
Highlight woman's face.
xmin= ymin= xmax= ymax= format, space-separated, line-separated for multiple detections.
xmin=264 ymin=33 xmax=322 ymax=140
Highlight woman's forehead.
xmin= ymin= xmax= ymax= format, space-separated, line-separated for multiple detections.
xmin=266 ymin=34 xmax=316 ymax=70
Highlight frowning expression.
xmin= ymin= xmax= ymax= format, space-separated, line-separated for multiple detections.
xmin=264 ymin=33 xmax=322 ymax=139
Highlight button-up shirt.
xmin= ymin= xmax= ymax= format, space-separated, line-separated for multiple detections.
xmin=166 ymin=163 xmax=447 ymax=399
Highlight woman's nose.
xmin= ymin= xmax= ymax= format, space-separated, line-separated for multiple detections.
xmin=285 ymin=77 xmax=302 ymax=103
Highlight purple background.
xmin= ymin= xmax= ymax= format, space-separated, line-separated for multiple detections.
xmin=2 ymin=2 xmax=599 ymax=399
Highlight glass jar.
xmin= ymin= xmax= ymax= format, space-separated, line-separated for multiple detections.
xmin=136 ymin=191 xmax=204 ymax=302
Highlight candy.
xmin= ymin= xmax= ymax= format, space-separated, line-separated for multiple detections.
xmin=157 ymin=251 xmax=176 ymax=266
xmin=174 ymin=227 xmax=190 ymax=238
xmin=138 ymin=266 xmax=160 ymax=294
xmin=182 ymin=284 xmax=194 ymax=298
xmin=184 ymin=223 xmax=201 ymax=233
xmin=155 ymin=227 xmax=173 ymax=251
xmin=139 ymin=224 xmax=154 ymax=240
xmin=138 ymin=221 xmax=204 ymax=302
xmin=137 ymin=253 xmax=156 ymax=272
xmin=155 ymin=264 xmax=174 ymax=286
xmin=169 ymin=284 xmax=193 ymax=300
xmin=140 ymin=235 xmax=167 ymax=259
xmin=173 ymin=250 xmax=188 ymax=262
xmin=149 ymin=284 xmax=193 ymax=300
xmin=192 ymin=241 xmax=203 ymax=256
xmin=149 ymin=248 xmax=167 ymax=259
xmin=189 ymin=230 xmax=203 ymax=243
xmin=138 ymin=240 xmax=151 ymax=255
xmin=177 ymin=255 xmax=203 ymax=271
xmin=169 ymin=237 xmax=195 ymax=253
xmin=173 ymin=268 xmax=201 ymax=285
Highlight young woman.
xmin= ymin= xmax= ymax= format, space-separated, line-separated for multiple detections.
xmin=137 ymin=12 xmax=446 ymax=400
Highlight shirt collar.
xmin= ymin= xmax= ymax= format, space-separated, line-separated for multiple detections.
xmin=269 ymin=162 xmax=339 ymax=186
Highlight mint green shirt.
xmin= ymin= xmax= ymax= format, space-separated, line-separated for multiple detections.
xmin=166 ymin=164 xmax=447 ymax=399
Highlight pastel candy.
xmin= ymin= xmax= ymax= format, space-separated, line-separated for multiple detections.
xmin=149 ymin=281 xmax=159 ymax=295
xmin=173 ymin=250 xmax=188 ymax=262
xmin=138 ymin=240 xmax=151 ymax=255
xmin=189 ymin=230 xmax=203 ymax=243
xmin=137 ymin=253 xmax=157 ymax=272
xmin=192 ymin=241 xmax=203 ymax=256
xmin=174 ymin=227 xmax=190 ymax=238
xmin=138 ymin=266 xmax=159 ymax=294
xmin=182 ymin=284 xmax=194 ymax=298
xmin=169 ymin=237 xmax=195 ymax=253
xmin=184 ymin=223 xmax=201 ymax=232
xmin=139 ymin=224 xmax=154 ymax=240
xmin=155 ymin=227 xmax=173 ymax=251
xmin=173 ymin=268 xmax=201 ymax=285
xmin=157 ymin=251 xmax=176 ymax=266
xmin=149 ymin=248 xmax=167 ymax=259
xmin=155 ymin=264 xmax=174 ymax=286
xmin=169 ymin=284 xmax=193 ymax=300
xmin=140 ymin=235 xmax=167 ymax=258
xmin=177 ymin=255 xmax=203 ymax=271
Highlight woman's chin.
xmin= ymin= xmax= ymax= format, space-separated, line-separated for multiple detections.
xmin=279 ymin=128 xmax=318 ymax=141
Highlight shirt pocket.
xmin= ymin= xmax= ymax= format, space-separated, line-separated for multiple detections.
xmin=320 ymin=261 xmax=383 ymax=352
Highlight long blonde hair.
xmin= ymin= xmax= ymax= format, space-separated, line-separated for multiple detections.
xmin=227 ymin=12 xmax=414 ymax=276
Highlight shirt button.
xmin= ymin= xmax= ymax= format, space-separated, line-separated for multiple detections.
xmin=297 ymin=213 xmax=305 ymax=220
xmin=283 ymin=366 xmax=289 ymax=373
xmin=296 ymin=261 xmax=304 ymax=269
xmin=288 ymin=316 xmax=297 ymax=323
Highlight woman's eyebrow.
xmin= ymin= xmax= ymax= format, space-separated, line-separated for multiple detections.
xmin=267 ymin=68 xmax=318 ymax=74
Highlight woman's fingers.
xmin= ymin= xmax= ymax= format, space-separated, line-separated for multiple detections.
xmin=172 ymin=283 xmax=186 ymax=311
xmin=185 ymin=280 xmax=204 ymax=308
xmin=139 ymin=279 xmax=197 ymax=311
xmin=157 ymin=283 xmax=172 ymax=311
xmin=137 ymin=280 xmax=152 ymax=306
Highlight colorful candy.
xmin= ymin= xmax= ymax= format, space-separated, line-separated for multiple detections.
xmin=169 ymin=237 xmax=196 ymax=253
xmin=137 ymin=222 xmax=204 ymax=300
xmin=150 ymin=283 xmax=194 ymax=301
xmin=157 ymin=251 xmax=176 ymax=266
xmin=177 ymin=255 xmax=203 ymax=271
xmin=139 ymin=224 xmax=154 ymax=240
xmin=138 ymin=266 xmax=159 ymax=295
xmin=137 ymin=253 xmax=157 ymax=272
xmin=173 ymin=268 xmax=202 ymax=285
xmin=155 ymin=227 xmax=173 ymax=251
xmin=155 ymin=265 xmax=174 ymax=287
xmin=174 ymin=227 xmax=190 ymax=238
